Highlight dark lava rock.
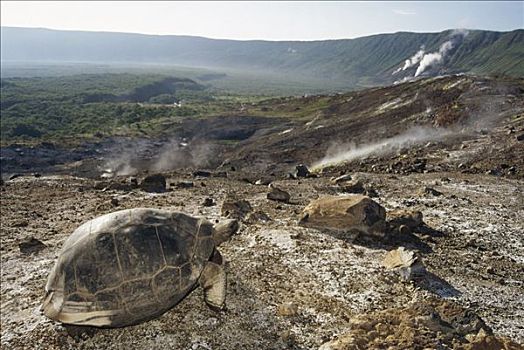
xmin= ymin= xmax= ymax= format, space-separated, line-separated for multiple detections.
xmin=295 ymin=164 xmax=311 ymax=178
xmin=246 ymin=210 xmax=272 ymax=224
xmin=9 ymin=174 xmax=22 ymax=180
xmin=193 ymin=170 xmax=212 ymax=178
xmin=387 ymin=209 xmax=424 ymax=235
xmin=202 ymin=197 xmax=215 ymax=207
xmin=338 ymin=179 xmax=365 ymax=194
xmin=19 ymin=237 xmax=46 ymax=255
xmin=221 ymin=194 xmax=253 ymax=220
xmin=11 ymin=220 xmax=29 ymax=228
xmin=140 ymin=174 xmax=167 ymax=193
xmin=173 ymin=181 xmax=194 ymax=189
xmin=267 ymin=184 xmax=291 ymax=203
xmin=421 ymin=187 xmax=443 ymax=196
xmin=128 ymin=177 xmax=139 ymax=188
xmin=365 ymin=187 xmax=379 ymax=198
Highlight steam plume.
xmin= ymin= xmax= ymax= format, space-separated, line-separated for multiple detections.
xmin=414 ymin=30 xmax=468 ymax=77
xmin=311 ymin=126 xmax=453 ymax=170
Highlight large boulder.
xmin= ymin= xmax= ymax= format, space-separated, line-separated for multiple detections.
xmin=298 ymin=195 xmax=386 ymax=237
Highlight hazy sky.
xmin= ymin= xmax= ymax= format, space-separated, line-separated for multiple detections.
xmin=1 ymin=1 xmax=523 ymax=40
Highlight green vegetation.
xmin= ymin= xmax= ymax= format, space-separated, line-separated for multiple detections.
xmin=0 ymin=73 xmax=265 ymax=143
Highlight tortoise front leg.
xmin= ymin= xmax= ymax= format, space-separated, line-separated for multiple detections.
xmin=199 ymin=261 xmax=226 ymax=310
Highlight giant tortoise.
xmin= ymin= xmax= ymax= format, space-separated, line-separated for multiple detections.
xmin=42 ymin=208 xmax=239 ymax=327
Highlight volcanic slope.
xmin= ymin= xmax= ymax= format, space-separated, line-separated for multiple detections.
xmin=222 ymin=74 xmax=524 ymax=179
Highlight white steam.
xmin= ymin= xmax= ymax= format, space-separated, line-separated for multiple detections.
xmin=393 ymin=30 xmax=468 ymax=78
xmin=101 ymin=138 xmax=216 ymax=177
xmin=311 ymin=126 xmax=453 ymax=170
xmin=415 ymin=40 xmax=456 ymax=77
xmin=151 ymin=140 xmax=215 ymax=172
xmin=393 ymin=47 xmax=425 ymax=75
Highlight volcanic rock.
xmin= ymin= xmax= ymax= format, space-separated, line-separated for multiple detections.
xmin=173 ymin=181 xmax=194 ymax=189
xmin=193 ymin=170 xmax=212 ymax=178
xmin=295 ymin=164 xmax=311 ymax=178
xmin=255 ymin=178 xmax=272 ymax=186
xmin=331 ymin=174 xmax=352 ymax=184
xmin=246 ymin=210 xmax=272 ymax=224
xmin=140 ymin=174 xmax=167 ymax=193
xmin=298 ymin=195 xmax=386 ymax=237
xmin=382 ymin=247 xmax=426 ymax=281
xmin=277 ymin=302 xmax=299 ymax=317
xmin=202 ymin=197 xmax=215 ymax=207
xmin=19 ymin=237 xmax=46 ymax=255
xmin=267 ymin=184 xmax=291 ymax=203
xmin=127 ymin=177 xmax=138 ymax=188
xmin=221 ymin=194 xmax=253 ymax=219
xmin=339 ymin=179 xmax=365 ymax=194
xmin=387 ymin=209 xmax=423 ymax=234
xmin=420 ymin=186 xmax=443 ymax=196
xmin=11 ymin=220 xmax=29 ymax=228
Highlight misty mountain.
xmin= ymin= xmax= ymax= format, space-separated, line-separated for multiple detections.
xmin=1 ymin=27 xmax=523 ymax=87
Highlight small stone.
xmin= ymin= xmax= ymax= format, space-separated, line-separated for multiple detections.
xmin=140 ymin=174 xmax=166 ymax=193
xmin=295 ymin=164 xmax=311 ymax=178
xmin=267 ymin=184 xmax=291 ymax=203
xmin=173 ymin=181 xmax=194 ymax=189
xmin=110 ymin=198 xmax=119 ymax=206
xmin=128 ymin=177 xmax=138 ymax=188
xmin=12 ymin=220 xmax=29 ymax=228
xmin=421 ymin=186 xmax=443 ymax=196
xmin=202 ymin=198 xmax=215 ymax=207
xmin=331 ymin=174 xmax=352 ymax=184
xmin=398 ymin=224 xmax=411 ymax=235
xmin=255 ymin=178 xmax=272 ymax=186
xmin=19 ymin=237 xmax=46 ymax=254
xmin=382 ymin=247 xmax=426 ymax=281
xmin=339 ymin=179 xmax=365 ymax=194
xmin=246 ymin=210 xmax=271 ymax=223
xmin=221 ymin=194 xmax=253 ymax=219
xmin=193 ymin=170 xmax=211 ymax=178
xmin=277 ymin=302 xmax=299 ymax=317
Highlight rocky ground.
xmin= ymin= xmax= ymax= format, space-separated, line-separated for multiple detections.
xmin=1 ymin=168 xmax=523 ymax=349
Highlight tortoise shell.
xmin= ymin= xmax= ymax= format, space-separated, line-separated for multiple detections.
xmin=42 ymin=208 xmax=215 ymax=327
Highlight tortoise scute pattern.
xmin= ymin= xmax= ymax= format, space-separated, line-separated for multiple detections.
xmin=44 ymin=208 xmax=215 ymax=327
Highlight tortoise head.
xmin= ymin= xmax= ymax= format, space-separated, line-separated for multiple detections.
xmin=212 ymin=219 xmax=239 ymax=246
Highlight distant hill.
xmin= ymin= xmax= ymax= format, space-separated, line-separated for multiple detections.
xmin=1 ymin=27 xmax=523 ymax=87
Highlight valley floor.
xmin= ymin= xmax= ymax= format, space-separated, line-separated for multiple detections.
xmin=1 ymin=171 xmax=523 ymax=349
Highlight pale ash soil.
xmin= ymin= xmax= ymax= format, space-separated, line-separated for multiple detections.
xmin=1 ymin=172 xmax=523 ymax=349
